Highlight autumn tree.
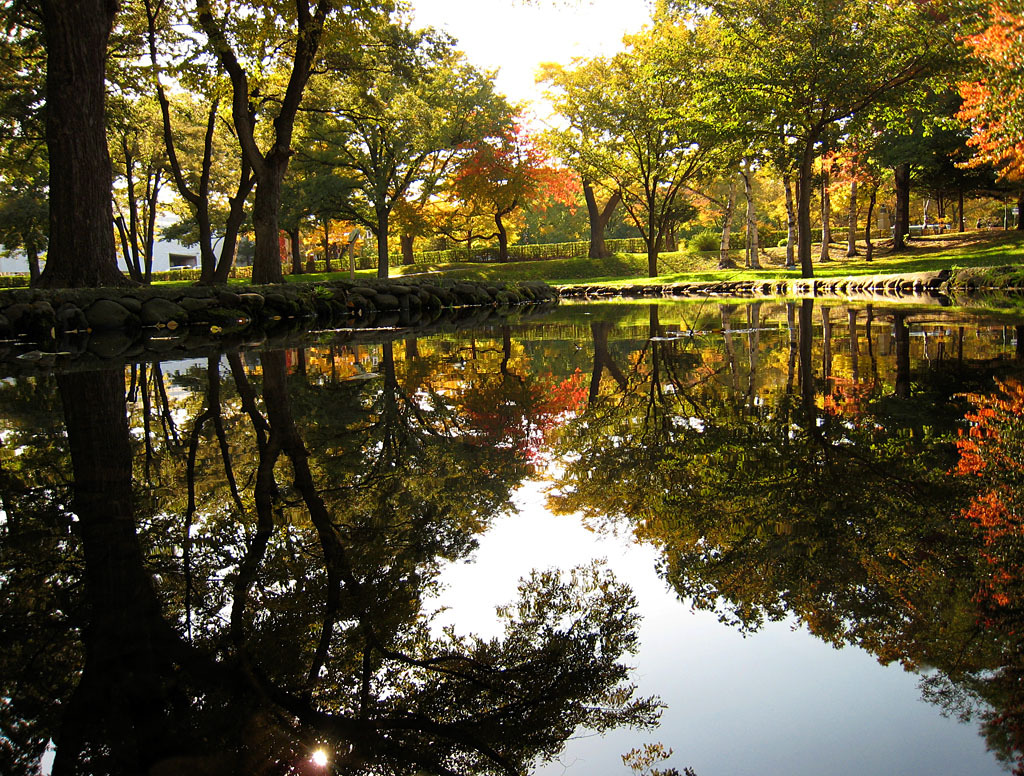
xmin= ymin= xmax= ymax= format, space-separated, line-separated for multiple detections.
xmin=450 ymin=124 xmax=576 ymax=263
xmin=675 ymin=0 xmax=963 ymax=277
xmin=301 ymin=24 xmax=509 ymax=279
xmin=958 ymin=2 xmax=1024 ymax=223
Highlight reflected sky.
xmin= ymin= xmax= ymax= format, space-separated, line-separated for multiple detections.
xmin=433 ymin=481 xmax=1002 ymax=776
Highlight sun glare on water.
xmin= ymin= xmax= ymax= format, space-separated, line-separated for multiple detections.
xmin=311 ymin=749 xmax=329 ymax=768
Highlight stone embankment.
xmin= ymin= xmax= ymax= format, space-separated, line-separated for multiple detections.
xmin=0 ymin=278 xmax=557 ymax=363
xmin=558 ymin=269 xmax=955 ymax=303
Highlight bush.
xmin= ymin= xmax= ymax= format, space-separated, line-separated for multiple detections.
xmin=778 ymin=238 xmax=789 ymax=248
xmin=687 ymin=231 xmax=720 ymax=252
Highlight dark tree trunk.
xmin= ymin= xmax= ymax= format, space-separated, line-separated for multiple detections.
xmin=582 ymin=182 xmax=620 ymax=260
xmin=38 ymin=0 xmax=127 ymax=288
xmin=846 ymin=179 xmax=858 ymax=257
xmin=958 ymin=188 xmax=965 ymax=233
xmin=1017 ymin=191 xmax=1024 ymax=231
xmin=376 ymin=206 xmax=391 ymax=279
xmin=865 ymin=186 xmax=877 ymax=262
xmin=646 ymin=235 xmax=659 ymax=277
xmin=495 ymin=210 xmax=510 ymax=262
xmin=893 ymin=163 xmax=911 ymax=250
xmin=819 ymin=161 xmax=832 ymax=263
xmin=322 ymin=218 xmax=332 ymax=273
xmin=25 ymin=240 xmax=40 ymax=285
xmin=212 ymin=165 xmax=254 ymax=284
xmin=289 ymin=226 xmax=302 ymax=275
xmin=252 ymin=156 xmax=288 ymax=284
xmin=796 ymin=141 xmax=817 ymax=278
xmin=784 ymin=174 xmax=796 ymax=269
xmin=400 ymin=234 xmax=414 ymax=266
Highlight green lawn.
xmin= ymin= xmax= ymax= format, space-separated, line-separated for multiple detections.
xmin=381 ymin=230 xmax=1024 ymax=287
xmin=232 ymin=229 xmax=1024 ymax=288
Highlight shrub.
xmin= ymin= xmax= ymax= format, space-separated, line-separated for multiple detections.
xmin=687 ymin=231 xmax=719 ymax=252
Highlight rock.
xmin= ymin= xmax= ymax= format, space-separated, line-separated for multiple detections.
xmin=56 ymin=304 xmax=89 ymax=333
xmin=373 ymin=293 xmax=401 ymax=310
xmin=140 ymin=297 xmax=188 ymax=326
xmin=118 ymin=296 xmax=143 ymax=314
xmin=178 ymin=296 xmax=215 ymax=314
xmin=85 ymin=299 xmax=137 ymax=331
xmin=87 ymin=330 xmax=135 ymax=358
xmin=238 ymin=292 xmax=266 ymax=313
xmin=217 ymin=290 xmax=241 ymax=307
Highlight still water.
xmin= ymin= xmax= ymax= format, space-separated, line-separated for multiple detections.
xmin=2 ymin=299 xmax=1023 ymax=775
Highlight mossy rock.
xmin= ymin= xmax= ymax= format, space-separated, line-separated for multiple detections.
xmin=85 ymin=299 xmax=139 ymax=332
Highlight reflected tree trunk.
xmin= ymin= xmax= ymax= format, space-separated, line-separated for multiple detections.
xmin=589 ymin=320 xmax=628 ymax=404
xmin=798 ymin=299 xmax=816 ymax=417
xmin=786 ymin=302 xmax=798 ymax=394
xmin=893 ymin=313 xmax=911 ymax=400
xmin=720 ymin=305 xmax=739 ymax=391
xmin=746 ymin=302 xmax=762 ymax=407
xmin=848 ymin=309 xmax=860 ymax=382
xmin=821 ymin=306 xmax=833 ymax=394
xmin=53 ymin=369 xmax=187 ymax=774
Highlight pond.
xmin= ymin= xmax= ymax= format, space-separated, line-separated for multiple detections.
xmin=2 ymin=298 xmax=1024 ymax=776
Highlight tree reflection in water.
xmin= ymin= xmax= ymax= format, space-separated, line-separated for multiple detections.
xmin=0 ymin=348 xmax=658 ymax=776
xmin=548 ymin=300 xmax=1024 ymax=773
xmin=4 ymin=302 xmax=1024 ymax=774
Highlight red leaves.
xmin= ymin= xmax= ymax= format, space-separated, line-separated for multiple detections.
xmin=957 ymin=3 xmax=1024 ymax=181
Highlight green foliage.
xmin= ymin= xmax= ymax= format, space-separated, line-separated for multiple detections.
xmin=686 ymin=231 xmax=720 ymax=252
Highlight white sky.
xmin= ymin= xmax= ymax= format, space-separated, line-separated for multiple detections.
xmin=411 ymin=0 xmax=653 ymax=121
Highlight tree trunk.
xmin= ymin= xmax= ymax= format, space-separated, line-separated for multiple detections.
xmin=865 ymin=186 xmax=877 ymax=262
xmin=846 ymin=179 xmax=858 ymax=257
xmin=958 ymin=188 xmax=965 ymax=233
xmin=251 ymin=155 xmax=288 ymax=284
xmin=289 ymin=227 xmax=302 ymax=275
xmin=376 ymin=206 xmax=391 ymax=279
xmin=819 ymin=161 xmax=832 ymax=263
xmin=893 ymin=163 xmax=911 ymax=250
xmin=796 ymin=139 xmax=818 ymax=278
xmin=26 ymin=241 xmax=40 ymax=285
xmin=1018 ymin=191 xmax=1024 ymax=231
xmin=719 ymin=177 xmax=737 ymax=269
xmin=784 ymin=174 xmax=796 ymax=269
xmin=495 ymin=210 xmax=510 ymax=263
xmin=742 ymin=162 xmax=760 ymax=269
xmin=212 ymin=166 xmax=254 ymax=284
xmin=400 ymin=234 xmax=415 ymax=266
xmin=322 ymin=218 xmax=332 ymax=273
xmin=583 ymin=181 xmax=609 ymax=258
xmin=38 ymin=0 xmax=127 ymax=288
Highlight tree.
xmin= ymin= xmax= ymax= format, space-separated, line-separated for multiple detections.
xmin=109 ymin=94 xmax=166 ymax=283
xmin=194 ymin=0 xmax=384 ymax=284
xmin=451 ymin=124 xmax=575 ymax=263
xmin=138 ymin=0 xmax=256 ymax=284
xmin=33 ymin=0 xmax=127 ymax=287
xmin=681 ymin=0 xmax=963 ymax=277
xmin=302 ymin=25 xmax=509 ymax=278
xmin=0 ymin=21 xmax=47 ymax=284
xmin=544 ymin=22 xmax=730 ymax=276
xmin=958 ymin=3 xmax=1024 ymax=184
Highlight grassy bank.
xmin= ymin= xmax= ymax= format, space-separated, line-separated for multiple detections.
xmin=159 ymin=229 xmax=1021 ymax=290
xmin=373 ymin=229 xmax=1024 ymax=287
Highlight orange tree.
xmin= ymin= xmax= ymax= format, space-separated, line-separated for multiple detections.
xmin=449 ymin=124 xmax=576 ymax=262
xmin=958 ymin=1 xmax=1024 ymax=225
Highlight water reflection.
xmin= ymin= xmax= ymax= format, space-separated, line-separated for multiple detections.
xmin=1 ymin=299 xmax=1024 ymax=774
